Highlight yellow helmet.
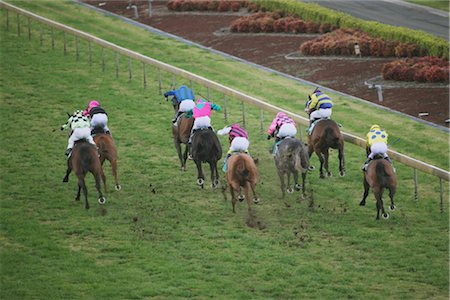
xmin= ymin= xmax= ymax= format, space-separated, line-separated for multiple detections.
xmin=370 ymin=124 xmax=381 ymax=131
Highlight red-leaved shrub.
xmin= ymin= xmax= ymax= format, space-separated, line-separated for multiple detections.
xmin=382 ymin=57 xmax=449 ymax=83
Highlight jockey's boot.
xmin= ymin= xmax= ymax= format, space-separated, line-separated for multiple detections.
xmin=361 ymin=157 xmax=372 ymax=171
xmin=65 ymin=148 xmax=72 ymax=158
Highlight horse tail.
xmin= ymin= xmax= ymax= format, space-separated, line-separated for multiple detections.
xmin=375 ymin=161 xmax=390 ymax=188
xmin=236 ymin=157 xmax=249 ymax=179
xmin=324 ymin=127 xmax=339 ymax=147
xmin=78 ymin=144 xmax=94 ymax=174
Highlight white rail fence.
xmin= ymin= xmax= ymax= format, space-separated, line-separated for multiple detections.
xmin=1 ymin=1 xmax=448 ymax=211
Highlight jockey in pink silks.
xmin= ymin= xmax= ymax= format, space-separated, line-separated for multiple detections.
xmin=187 ymin=99 xmax=221 ymax=143
xmin=267 ymin=112 xmax=297 ymax=155
xmin=218 ymin=123 xmax=250 ymax=172
xmin=83 ymin=100 xmax=111 ymax=135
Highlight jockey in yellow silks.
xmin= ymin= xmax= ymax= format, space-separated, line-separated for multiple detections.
xmin=362 ymin=124 xmax=393 ymax=171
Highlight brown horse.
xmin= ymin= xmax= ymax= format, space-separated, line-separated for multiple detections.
xmin=308 ymin=119 xmax=345 ymax=178
xmin=172 ymin=113 xmax=194 ymax=171
xmin=360 ymin=158 xmax=397 ymax=220
xmin=224 ymin=153 xmax=259 ymax=213
xmin=62 ymin=140 xmax=106 ymax=209
xmin=191 ymin=128 xmax=222 ymax=188
xmin=93 ymin=132 xmax=121 ymax=191
xmin=274 ymin=138 xmax=310 ymax=201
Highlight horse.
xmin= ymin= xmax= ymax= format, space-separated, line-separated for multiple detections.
xmin=308 ymin=119 xmax=345 ymax=178
xmin=62 ymin=140 xmax=106 ymax=209
xmin=224 ymin=153 xmax=259 ymax=213
xmin=359 ymin=158 xmax=397 ymax=220
xmin=191 ymin=128 xmax=222 ymax=188
xmin=172 ymin=113 xmax=194 ymax=171
xmin=274 ymin=138 xmax=310 ymax=201
xmin=92 ymin=127 xmax=121 ymax=191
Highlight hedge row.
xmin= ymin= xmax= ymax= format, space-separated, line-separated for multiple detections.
xmin=300 ymin=29 xmax=426 ymax=57
xmin=251 ymin=0 xmax=449 ymax=59
xmin=382 ymin=57 xmax=449 ymax=83
xmin=167 ymin=0 xmax=248 ymax=12
xmin=230 ymin=12 xmax=336 ymax=34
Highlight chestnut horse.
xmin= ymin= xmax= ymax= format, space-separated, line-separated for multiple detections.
xmin=191 ymin=128 xmax=222 ymax=188
xmin=308 ymin=119 xmax=345 ymax=178
xmin=359 ymin=158 xmax=397 ymax=220
xmin=62 ymin=140 xmax=106 ymax=209
xmin=224 ymin=153 xmax=259 ymax=213
xmin=274 ymin=138 xmax=310 ymax=201
xmin=172 ymin=113 xmax=194 ymax=171
xmin=93 ymin=129 xmax=121 ymax=192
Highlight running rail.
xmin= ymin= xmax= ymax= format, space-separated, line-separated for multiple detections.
xmin=1 ymin=1 xmax=448 ymax=181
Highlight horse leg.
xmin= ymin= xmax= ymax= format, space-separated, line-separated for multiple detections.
xmin=338 ymin=144 xmax=346 ymax=177
xmin=277 ymin=169 xmax=286 ymax=199
xmin=360 ymin=176 xmax=370 ymax=206
xmin=323 ymin=148 xmax=331 ymax=177
xmin=230 ymin=183 xmax=237 ymax=213
xmin=195 ymin=160 xmax=204 ymax=188
xmin=63 ymin=159 xmax=72 ymax=182
xmin=250 ymin=182 xmax=259 ymax=204
xmin=209 ymin=161 xmax=219 ymax=188
xmin=244 ymin=182 xmax=252 ymax=212
xmin=293 ymin=170 xmax=301 ymax=191
xmin=315 ymin=149 xmax=325 ymax=178
xmin=388 ymin=186 xmax=396 ymax=211
xmin=286 ymin=172 xmax=293 ymax=194
xmin=182 ymin=143 xmax=189 ymax=171
xmin=301 ymin=171 xmax=307 ymax=198
xmin=307 ymin=143 xmax=315 ymax=170
xmin=174 ymin=139 xmax=184 ymax=171
xmin=95 ymin=171 xmax=106 ymax=205
xmin=78 ymin=175 xmax=89 ymax=209
xmin=110 ymin=158 xmax=121 ymax=191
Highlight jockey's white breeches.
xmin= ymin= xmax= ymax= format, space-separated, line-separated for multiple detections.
xmin=67 ymin=127 xmax=95 ymax=149
xmin=230 ymin=137 xmax=250 ymax=152
xmin=310 ymin=108 xmax=332 ymax=120
xmin=277 ymin=123 xmax=297 ymax=138
xmin=368 ymin=142 xmax=388 ymax=159
xmin=179 ymin=100 xmax=195 ymax=112
xmin=91 ymin=113 xmax=110 ymax=132
xmin=193 ymin=116 xmax=211 ymax=130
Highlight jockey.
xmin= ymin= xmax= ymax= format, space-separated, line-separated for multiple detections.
xmin=305 ymin=88 xmax=333 ymax=134
xmin=187 ymin=99 xmax=221 ymax=144
xmin=83 ymin=100 xmax=111 ymax=135
xmin=164 ymin=85 xmax=195 ymax=124
xmin=61 ymin=110 xmax=96 ymax=157
xmin=362 ymin=124 xmax=393 ymax=171
xmin=217 ymin=123 xmax=249 ymax=172
xmin=267 ymin=112 xmax=297 ymax=155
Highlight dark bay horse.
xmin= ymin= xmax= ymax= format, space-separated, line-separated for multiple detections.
xmin=308 ymin=119 xmax=345 ymax=178
xmin=62 ymin=140 xmax=106 ymax=209
xmin=224 ymin=153 xmax=259 ymax=213
xmin=92 ymin=128 xmax=121 ymax=192
xmin=191 ymin=128 xmax=222 ymax=188
xmin=360 ymin=158 xmax=397 ymax=220
xmin=172 ymin=113 xmax=194 ymax=171
xmin=275 ymin=138 xmax=310 ymax=202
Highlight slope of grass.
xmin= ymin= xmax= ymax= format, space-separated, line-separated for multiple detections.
xmin=406 ymin=0 xmax=449 ymax=12
xmin=0 ymin=3 xmax=449 ymax=299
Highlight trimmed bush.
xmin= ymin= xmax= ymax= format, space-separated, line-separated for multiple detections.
xmin=382 ymin=57 xmax=449 ymax=83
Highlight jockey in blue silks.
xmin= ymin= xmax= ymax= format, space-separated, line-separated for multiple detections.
xmin=164 ymin=85 xmax=195 ymax=124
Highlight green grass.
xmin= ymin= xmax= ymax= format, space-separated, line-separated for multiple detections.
xmin=406 ymin=0 xmax=449 ymax=12
xmin=0 ymin=1 xmax=449 ymax=299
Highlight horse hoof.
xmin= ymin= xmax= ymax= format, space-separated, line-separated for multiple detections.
xmin=359 ymin=200 xmax=365 ymax=206
xmin=382 ymin=213 xmax=389 ymax=219
xmin=389 ymin=204 xmax=396 ymax=211
xmin=197 ymin=178 xmax=204 ymax=186
xmin=62 ymin=177 xmax=68 ymax=183
xmin=339 ymin=171 xmax=345 ymax=177
xmin=238 ymin=195 xmax=245 ymax=202
xmin=326 ymin=172 xmax=332 ymax=177
xmin=308 ymin=165 xmax=315 ymax=171
xmin=287 ymin=188 xmax=294 ymax=194
xmin=98 ymin=197 xmax=106 ymax=205
xmin=213 ymin=179 xmax=219 ymax=188
xmin=294 ymin=184 xmax=301 ymax=191
xmin=252 ymin=198 xmax=260 ymax=204
xmin=115 ymin=184 xmax=122 ymax=191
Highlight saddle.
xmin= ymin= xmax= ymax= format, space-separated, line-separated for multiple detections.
xmin=91 ymin=126 xmax=108 ymax=136
xmin=307 ymin=118 xmax=328 ymax=135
